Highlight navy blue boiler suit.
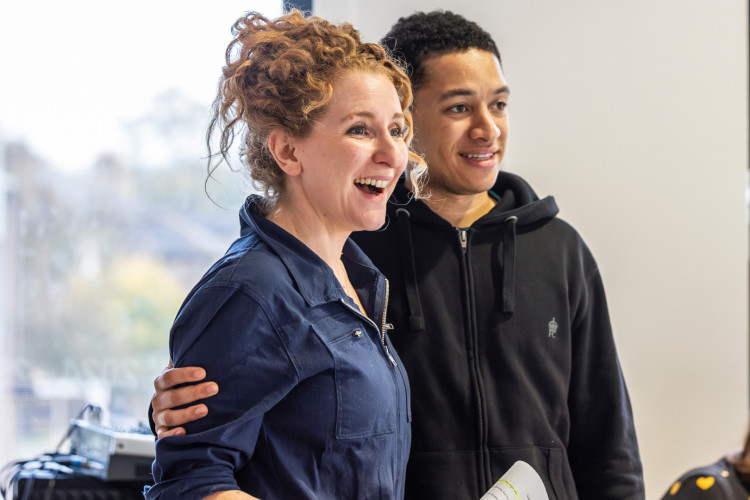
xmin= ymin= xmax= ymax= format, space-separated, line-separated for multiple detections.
xmin=147 ymin=198 xmax=412 ymax=500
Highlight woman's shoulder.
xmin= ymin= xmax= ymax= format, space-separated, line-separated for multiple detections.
xmin=662 ymin=457 xmax=749 ymax=499
xmin=192 ymin=233 xmax=296 ymax=306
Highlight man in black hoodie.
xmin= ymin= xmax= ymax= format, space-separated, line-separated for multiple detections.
xmin=150 ymin=11 xmax=644 ymax=499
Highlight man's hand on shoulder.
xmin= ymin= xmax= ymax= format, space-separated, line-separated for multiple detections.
xmin=152 ymin=361 xmax=218 ymax=438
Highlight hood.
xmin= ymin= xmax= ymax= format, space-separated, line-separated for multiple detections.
xmin=388 ymin=172 xmax=559 ymax=326
xmin=387 ymin=171 xmax=558 ymax=228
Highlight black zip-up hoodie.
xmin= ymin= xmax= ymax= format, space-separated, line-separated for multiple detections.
xmin=352 ymin=171 xmax=644 ymax=499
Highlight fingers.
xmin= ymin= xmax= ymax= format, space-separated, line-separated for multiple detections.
xmin=152 ymin=379 xmax=218 ymax=411
xmin=151 ymin=380 xmax=217 ymax=430
xmin=154 ymin=403 xmax=209 ymax=433
xmin=156 ymin=426 xmax=186 ymax=439
xmin=151 ymin=365 xmax=217 ymax=435
xmin=154 ymin=366 xmax=206 ymax=392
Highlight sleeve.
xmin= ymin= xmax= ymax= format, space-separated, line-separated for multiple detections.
xmin=566 ymin=264 xmax=646 ymax=499
xmin=145 ymin=284 xmax=299 ymax=500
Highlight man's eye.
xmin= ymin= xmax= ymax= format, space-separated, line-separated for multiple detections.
xmin=348 ymin=125 xmax=366 ymax=135
xmin=493 ymin=101 xmax=507 ymax=111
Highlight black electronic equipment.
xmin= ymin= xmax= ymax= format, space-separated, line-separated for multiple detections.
xmin=1 ymin=405 xmax=156 ymax=500
xmin=12 ymin=467 xmax=146 ymax=500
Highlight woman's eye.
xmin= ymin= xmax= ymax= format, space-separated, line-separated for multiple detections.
xmin=449 ymin=104 xmax=467 ymax=113
xmin=390 ymin=126 xmax=405 ymax=138
xmin=348 ymin=125 xmax=367 ymax=135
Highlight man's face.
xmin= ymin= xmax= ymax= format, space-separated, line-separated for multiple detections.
xmin=411 ymin=49 xmax=509 ymax=200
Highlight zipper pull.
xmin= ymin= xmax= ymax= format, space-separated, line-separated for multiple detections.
xmin=457 ymin=228 xmax=468 ymax=254
xmin=384 ymin=345 xmax=397 ymax=366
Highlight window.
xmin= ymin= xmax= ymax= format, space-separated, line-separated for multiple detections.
xmin=1 ymin=0 xmax=284 ymax=468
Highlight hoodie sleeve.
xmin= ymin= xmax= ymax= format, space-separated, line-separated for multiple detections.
xmin=145 ymin=284 xmax=298 ymax=500
xmin=566 ymin=264 xmax=645 ymax=499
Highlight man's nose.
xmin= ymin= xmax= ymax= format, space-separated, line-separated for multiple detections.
xmin=469 ymin=108 xmax=501 ymax=142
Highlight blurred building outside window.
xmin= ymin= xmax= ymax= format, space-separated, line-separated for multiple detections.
xmin=1 ymin=0 xmax=284 ymax=468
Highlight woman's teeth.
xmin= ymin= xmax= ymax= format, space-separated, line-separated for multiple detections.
xmin=354 ymin=178 xmax=388 ymax=188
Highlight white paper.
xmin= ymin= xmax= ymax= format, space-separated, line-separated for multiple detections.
xmin=480 ymin=460 xmax=550 ymax=500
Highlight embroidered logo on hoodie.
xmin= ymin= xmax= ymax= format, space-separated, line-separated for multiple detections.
xmin=548 ymin=317 xmax=558 ymax=339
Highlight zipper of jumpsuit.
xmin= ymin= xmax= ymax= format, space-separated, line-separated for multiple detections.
xmin=457 ymin=227 xmax=491 ymax=492
xmin=340 ymin=279 xmax=396 ymax=366
xmin=339 ymin=280 xmax=406 ymax=492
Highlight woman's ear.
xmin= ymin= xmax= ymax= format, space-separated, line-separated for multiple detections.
xmin=268 ymin=129 xmax=302 ymax=176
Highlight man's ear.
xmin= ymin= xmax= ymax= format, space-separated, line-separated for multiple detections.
xmin=267 ymin=129 xmax=302 ymax=176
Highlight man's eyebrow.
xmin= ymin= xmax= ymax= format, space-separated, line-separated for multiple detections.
xmin=438 ymin=86 xmax=510 ymax=101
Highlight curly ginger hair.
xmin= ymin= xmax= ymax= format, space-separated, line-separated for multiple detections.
xmin=207 ymin=10 xmax=425 ymax=210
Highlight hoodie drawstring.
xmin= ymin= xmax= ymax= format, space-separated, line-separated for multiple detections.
xmin=395 ymin=208 xmax=426 ymax=331
xmin=501 ymin=216 xmax=518 ymax=313
xmin=396 ymin=208 xmax=518 ymax=325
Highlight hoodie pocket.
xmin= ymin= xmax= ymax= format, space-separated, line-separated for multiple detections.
xmin=488 ymin=446 xmax=576 ymax=500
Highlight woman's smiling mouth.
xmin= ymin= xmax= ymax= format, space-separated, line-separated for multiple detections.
xmin=354 ymin=177 xmax=388 ymax=195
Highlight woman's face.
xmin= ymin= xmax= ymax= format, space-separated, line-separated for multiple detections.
xmin=289 ymin=70 xmax=409 ymax=234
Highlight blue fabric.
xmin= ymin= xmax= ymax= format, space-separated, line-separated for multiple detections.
xmin=146 ymin=197 xmax=411 ymax=500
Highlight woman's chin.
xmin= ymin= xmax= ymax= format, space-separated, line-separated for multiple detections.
xmin=353 ymin=215 xmax=387 ymax=233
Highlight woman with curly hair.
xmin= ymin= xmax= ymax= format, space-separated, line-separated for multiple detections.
xmin=144 ymin=9 xmax=424 ymax=500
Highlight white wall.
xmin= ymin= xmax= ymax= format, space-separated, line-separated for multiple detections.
xmin=315 ymin=0 xmax=749 ymax=497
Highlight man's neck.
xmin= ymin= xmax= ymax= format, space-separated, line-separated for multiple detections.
xmin=422 ymin=190 xmax=497 ymax=228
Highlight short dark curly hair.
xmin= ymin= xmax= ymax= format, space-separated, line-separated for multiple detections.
xmin=380 ymin=10 xmax=501 ymax=91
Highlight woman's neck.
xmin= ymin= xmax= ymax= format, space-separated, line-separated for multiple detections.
xmin=269 ymin=207 xmax=368 ymax=316
xmin=266 ymin=204 xmax=347 ymax=269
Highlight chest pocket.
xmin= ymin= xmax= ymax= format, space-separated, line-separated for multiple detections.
xmin=312 ymin=311 xmax=396 ymax=439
